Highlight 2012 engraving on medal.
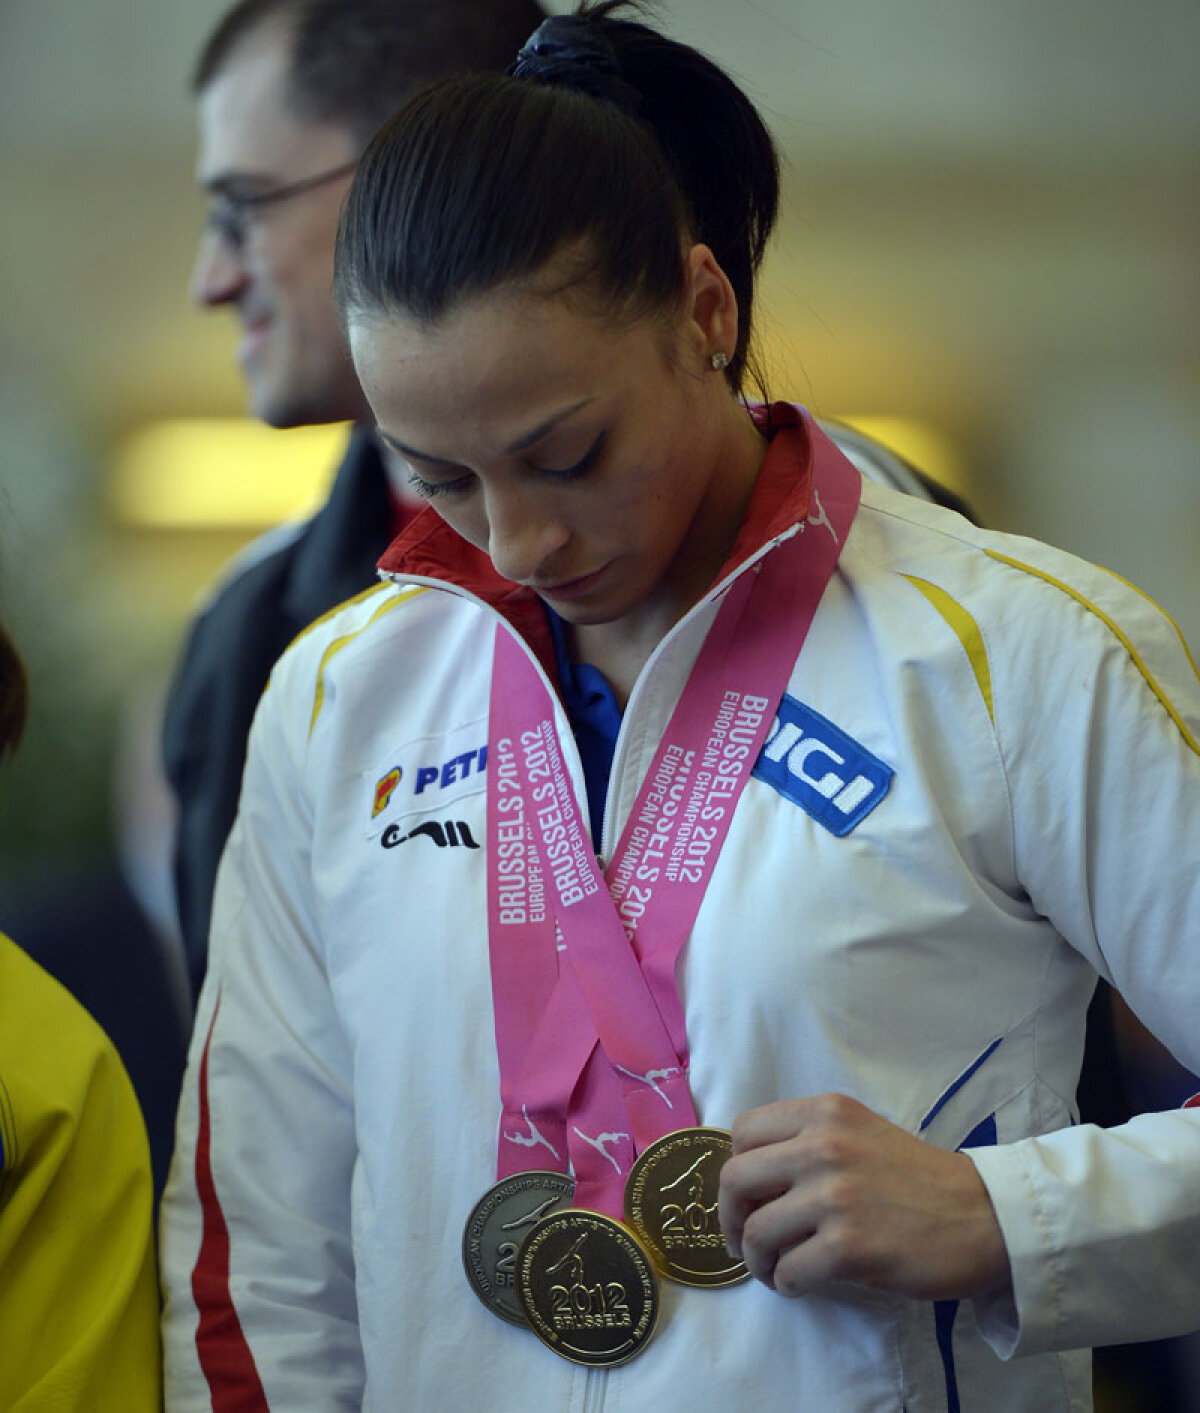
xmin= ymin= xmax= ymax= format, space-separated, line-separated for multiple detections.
xmin=545 ymin=1234 xmax=633 ymax=1331
xmin=517 ymin=1210 xmax=659 ymax=1365
xmin=625 ymin=1127 xmax=750 ymax=1287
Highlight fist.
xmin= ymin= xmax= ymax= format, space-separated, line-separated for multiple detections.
xmin=718 ymin=1093 xmax=1011 ymax=1302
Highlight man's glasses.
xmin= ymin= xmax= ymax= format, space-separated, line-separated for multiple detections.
xmin=204 ymin=160 xmax=358 ymax=252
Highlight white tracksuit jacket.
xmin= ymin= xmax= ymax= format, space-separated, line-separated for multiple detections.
xmin=162 ymin=408 xmax=1200 ymax=1411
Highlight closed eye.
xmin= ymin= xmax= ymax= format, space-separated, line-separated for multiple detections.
xmin=405 ymin=430 xmax=605 ymax=499
xmin=407 ymin=468 xmax=474 ymax=499
xmin=535 ymin=432 xmax=606 ymax=482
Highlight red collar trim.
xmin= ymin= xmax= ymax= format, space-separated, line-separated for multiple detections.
xmin=376 ymin=402 xmax=816 ymax=668
xmin=377 ymin=500 xmax=557 ymax=673
xmin=723 ymin=402 xmax=813 ymax=576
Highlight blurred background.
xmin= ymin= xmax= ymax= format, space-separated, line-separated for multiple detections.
xmin=0 ymin=0 xmax=1196 ymax=1401
xmin=2 ymin=0 xmax=1197 ymax=897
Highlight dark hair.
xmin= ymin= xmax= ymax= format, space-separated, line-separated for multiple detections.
xmin=192 ymin=0 xmax=549 ymax=147
xmin=334 ymin=0 xmax=780 ymax=392
xmin=0 ymin=625 xmax=27 ymax=758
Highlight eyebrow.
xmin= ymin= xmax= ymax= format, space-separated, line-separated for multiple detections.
xmin=377 ymin=398 xmax=595 ymax=467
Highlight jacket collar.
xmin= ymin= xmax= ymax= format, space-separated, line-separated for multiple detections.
xmin=375 ymin=402 xmax=815 ymax=669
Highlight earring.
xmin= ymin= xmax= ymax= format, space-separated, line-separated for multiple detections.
xmin=710 ymin=351 xmax=729 ymax=372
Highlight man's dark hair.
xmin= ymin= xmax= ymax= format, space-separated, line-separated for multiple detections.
xmin=193 ymin=0 xmax=549 ymax=146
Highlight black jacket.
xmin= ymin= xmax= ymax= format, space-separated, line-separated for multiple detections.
xmin=163 ymin=427 xmax=393 ymax=997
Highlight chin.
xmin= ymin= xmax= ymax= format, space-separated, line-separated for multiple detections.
xmin=541 ymin=598 xmax=624 ymax=628
xmin=250 ymin=386 xmax=316 ymax=431
xmin=252 ymin=372 xmax=366 ymax=430
xmin=247 ymin=384 xmax=289 ymax=429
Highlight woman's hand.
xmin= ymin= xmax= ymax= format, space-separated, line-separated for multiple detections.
xmin=718 ymin=1094 xmax=1012 ymax=1302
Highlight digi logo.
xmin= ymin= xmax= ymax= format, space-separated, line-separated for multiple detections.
xmin=372 ymin=766 xmax=402 ymax=818
xmin=752 ymin=696 xmax=892 ymax=836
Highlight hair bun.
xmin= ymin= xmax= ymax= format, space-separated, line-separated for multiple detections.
xmin=508 ymin=15 xmax=642 ymax=115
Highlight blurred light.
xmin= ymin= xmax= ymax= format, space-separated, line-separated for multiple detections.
xmin=109 ymin=413 xmax=968 ymax=531
xmin=109 ymin=418 xmax=350 ymax=528
xmin=836 ymin=415 xmax=969 ymax=498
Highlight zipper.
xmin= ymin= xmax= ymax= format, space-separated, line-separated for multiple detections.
xmin=580 ymin=1366 xmax=607 ymax=1413
xmin=599 ymin=526 xmax=798 ymax=861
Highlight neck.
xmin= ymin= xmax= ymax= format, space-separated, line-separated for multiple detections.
xmin=568 ymin=616 xmax=669 ymax=711
xmin=570 ymin=404 xmax=766 ymax=707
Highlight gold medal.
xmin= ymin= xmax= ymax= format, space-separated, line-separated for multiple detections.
xmin=624 ymin=1127 xmax=749 ymax=1287
xmin=462 ymin=1171 xmax=576 ymax=1326
xmin=516 ymin=1208 xmax=660 ymax=1366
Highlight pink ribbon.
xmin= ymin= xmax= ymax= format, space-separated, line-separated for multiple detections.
xmin=486 ymin=417 xmax=861 ymax=1214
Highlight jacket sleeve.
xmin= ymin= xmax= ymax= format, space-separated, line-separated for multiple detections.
xmin=0 ymin=937 xmax=162 ymax=1412
xmin=160 ymin=638 xmax=362 ymax=1411
xmin=962 ymin=547 xmax=1200 ymax=1356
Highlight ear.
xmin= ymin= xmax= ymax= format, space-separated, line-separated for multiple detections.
xmin=681 ymin=243 xmax=739 ymax=371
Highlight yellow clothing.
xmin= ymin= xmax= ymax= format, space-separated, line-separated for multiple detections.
xmin=0 ymin=934 xmax=162 ymax=1410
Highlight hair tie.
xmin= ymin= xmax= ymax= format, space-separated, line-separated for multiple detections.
xmin=508 ymin=15 xmax=642 ymax=116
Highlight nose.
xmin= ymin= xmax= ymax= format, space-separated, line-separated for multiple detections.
xmin=189 ymin=228 xmax=247 ymax=308
xmin=484 ymin=481 xmax=571 ymax=585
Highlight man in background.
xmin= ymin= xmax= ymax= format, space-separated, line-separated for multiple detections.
xmin=165 ymin=0 xmax=548 ymax=997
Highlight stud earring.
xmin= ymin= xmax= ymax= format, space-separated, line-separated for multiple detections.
xmin=710 ymin=351 xmax=729 ymax=372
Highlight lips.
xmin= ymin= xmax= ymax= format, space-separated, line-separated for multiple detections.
xmin=530 ymin=563 xmax=612 ymax=601
xmin=237 ymin=312 xmax=272 ymax=368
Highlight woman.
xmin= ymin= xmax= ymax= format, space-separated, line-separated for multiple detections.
xmin=161 ymin=5 xmax=1200 ymax=1409
xmin=0 ymin=624 xmax=162 ymax=1410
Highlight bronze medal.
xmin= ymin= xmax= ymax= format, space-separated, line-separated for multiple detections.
xmin=624 ymin=1127 xmax=749 ymax=1287
xmin=516 ymin=1208 xmax=660 ymax=1366
xmin=462 ymin=1171 xmax=576 ymax=1326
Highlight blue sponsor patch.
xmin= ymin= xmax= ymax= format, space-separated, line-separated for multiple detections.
xmin=752 ymin=696 xmax=892 ymax=836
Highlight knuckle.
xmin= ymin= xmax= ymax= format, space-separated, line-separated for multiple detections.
xmin=820 ymin=1171 xmax=861 ymax=1215
xmin=808 ymin=1130 xmax=852 ymax=1172
xmin=740 ymin=1206 xmax=770 ymax=1253
xmin=729 ymin=1111 xmax=757 ymax=1151
xmin=815 ymin=1092 xmax=861 ymax=1126
xmin=821 ymin=1217 xmax=880 ymax=1283
xmin=773 ymin=1257 xmax=806 ymax=1299
xmin=819 ymin=1222 xmax=858 ymax=1272
xmin=718 ymin=1151 xmax=749 ymax=1195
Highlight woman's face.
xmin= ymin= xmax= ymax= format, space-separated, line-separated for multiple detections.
xmin=347 ymin=250 xmax=759 ymax=633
